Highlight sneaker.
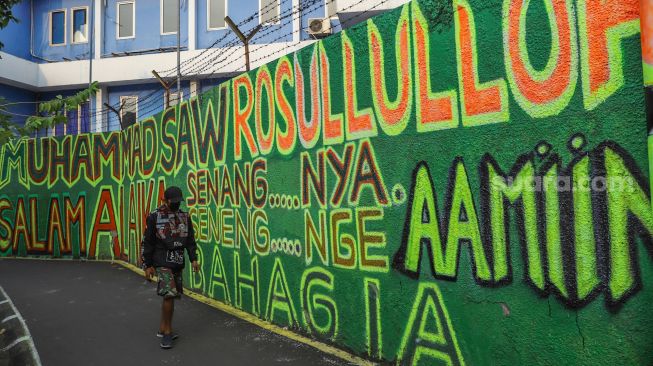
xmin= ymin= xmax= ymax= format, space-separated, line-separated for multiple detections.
xmin=160 ymin=334 xmax=173 ymax=349
xmin=156 ymin=332 xmax=178 ymax=340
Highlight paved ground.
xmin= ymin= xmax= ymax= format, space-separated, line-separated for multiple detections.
xmin=0 ymin=285 xmax=40 ymax=366
xmin=0 ymin=259 xmax=350 ymax=366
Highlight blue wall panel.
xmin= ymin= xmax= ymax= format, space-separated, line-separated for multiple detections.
xmin=106 ymin=82 xmax=190 ymax=131
xmin=302 ymin=0 xmax=344 ymax=41
xmin=0 ymin=84 xmax=37 ymax=126
xmin=1 ymin=2 xmax=33 ymax=60
xmin=199 ymin=77 xmax=229 ymax=93
xmin=33 ymin=0 xmax=94 ymax=61
xmin=103 ymin=0 xmax=189 ymax=56
xmin=38 ymin=87 xmax=96 ymax=136
xmin=197 ymin=0 xmax=294 ymax=51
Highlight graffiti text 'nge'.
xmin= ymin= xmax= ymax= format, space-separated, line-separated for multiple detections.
xmin=393 ymin=137 xmax=653 ymax=311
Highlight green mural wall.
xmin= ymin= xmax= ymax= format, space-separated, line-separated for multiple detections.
xmin=1 ymin=0 xmax=652 ymax=364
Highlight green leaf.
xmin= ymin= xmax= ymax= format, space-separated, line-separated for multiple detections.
xmin=2 ymin=80 xmax=100 ymax=145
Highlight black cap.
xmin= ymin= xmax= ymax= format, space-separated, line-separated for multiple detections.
xmin=164 ymin=186 xmax=184 ymax=203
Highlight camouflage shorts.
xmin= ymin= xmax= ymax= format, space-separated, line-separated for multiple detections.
xmin=156 ymin=267 xmax=183 ymax=299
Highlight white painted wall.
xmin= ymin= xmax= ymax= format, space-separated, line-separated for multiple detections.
xmin=95 ymin=86 xmax=107 ymax=132
xmin=336 ymin=0 xmax=410 ymax=13
xmin=188 ymin=0 xmax=196 ymax=51
xmin=292 ymin=0 xmax=300 ymax=43
xmin=0 ymin=53 xmax=39 ymax=90
xmin=190 ymin=79 xmax=199 ymax=98
xmin=94 ymin=0 xmax=102 ymax=60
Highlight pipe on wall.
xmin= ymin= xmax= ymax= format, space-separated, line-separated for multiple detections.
xmin=29 ymin=0 xmax=56 ymax=63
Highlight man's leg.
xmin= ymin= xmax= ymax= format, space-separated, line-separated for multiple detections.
xmin=159 ymin=302 xmax=166 ymax=334
xmin=170 ymin=298 xmax=175 ymax=333
xmin=162 ymin=298 xmax=174 ymax=334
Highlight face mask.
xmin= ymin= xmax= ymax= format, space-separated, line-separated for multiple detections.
xmin=169 ymin=202 xmax=181 ymax=212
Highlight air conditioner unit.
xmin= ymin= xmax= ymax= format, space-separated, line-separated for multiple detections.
xmin=307 ymin=18 xmax=332 ymax=37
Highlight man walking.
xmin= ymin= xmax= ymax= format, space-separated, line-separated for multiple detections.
xmin=142 ymin=186 xmax=200 ymax=349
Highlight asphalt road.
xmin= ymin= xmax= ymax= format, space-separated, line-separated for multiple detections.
xmin=0 ymin=259 xmax=350 ymax=366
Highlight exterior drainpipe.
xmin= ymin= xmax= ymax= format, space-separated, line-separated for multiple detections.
xmin=89 ymin=0 xmax=95 ymax=129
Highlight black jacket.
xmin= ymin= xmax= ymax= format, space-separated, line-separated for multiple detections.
xmin=141 ymin=205 xmax=198 ymax=270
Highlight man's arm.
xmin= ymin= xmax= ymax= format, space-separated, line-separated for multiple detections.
xmin=186 ymin=218 xmax=199 ymax=271
xmin=141 ymin=214 xmax=157 ymax=269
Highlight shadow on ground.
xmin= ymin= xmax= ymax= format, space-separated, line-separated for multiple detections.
xmin=0 ymin=259 xmax=351 ymax=366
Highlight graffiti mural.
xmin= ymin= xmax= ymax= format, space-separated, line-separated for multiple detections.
xmin=1 ymin=0 xmax=651 ymax=364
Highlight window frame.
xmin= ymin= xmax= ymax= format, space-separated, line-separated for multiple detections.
xmin=49 ymin=9 xmax=67 ymax=46
xmin=161 ymin=0 xmax=179 ymax=35
xmin=120 ymin=95 xmax=139 ymax=125
xmin=116 ymin=1 xmax=136 ymax=40
xmin=326 ymin=0 xmax=338 ymax=19
xmin=61 ymin=101 xmax=89 ymax=135
xmin=165 ymin=91 xmax=184 ymax=108
xmin=71 ymin=6 xmax=89 ymax=44
xmin=259 ymin=0 xmax=281 ymax=26
xmin=78 ymin=100 xmax=91 ymax=134
xmin=207 ymin=0 xmax=228 ymax=31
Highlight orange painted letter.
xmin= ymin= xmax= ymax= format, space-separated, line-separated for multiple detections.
xmin=343 ymin=32 xmax=377 ymax=140
xmin=413 ymin=3 xmax=458 ymax=132
xmin=295 ymin=47 xmax=321 ymax=149
xmin=455 ymin=0 xmax=508 ymax=126
xmin=503 ymin=0 xmax=578 ymax=117
xmin=320 ymin=44 xmax=345 ymax=145
xmin=578 ymin=0 xmax=639 ymax=109
xmin=233 ymin=74 xmax=259 ymax=160
xmin=275 ymin=57 xmax=297 ymax=155
xmin=255 ymin=66 xmax=275 ymax=155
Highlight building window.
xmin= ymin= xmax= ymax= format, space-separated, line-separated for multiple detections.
xmin=260 ymin=0 xmax=280 ymax=25
xmin=55 ymin=121 xmax=65 ymax=136
xmin=50 ymin=10 xmax=66 ymax=46
xmin=79 ymin=101 xmax=91 ymax=133
xmin=58 ymin=101 xmax=90 ymax=136
xmin=166 ymin=91 xmax=183 ymax=108
xmin=117 ymin=2 xmax=135 ymax=39
xmin=72 ymin=7 xmax=88 ymax=43
xmin=161 ymin=0 xmax=179 ymax=34
xmin=120 ymin=96 xmax=138 ymax=127
xmin=327 ymin=0 xmax=337 ymax=18
xmin=208 ymin=0 xmax=226 ymax=30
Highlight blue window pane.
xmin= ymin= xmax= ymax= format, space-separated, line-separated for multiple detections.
xmin=55 ymin=123 xmax=65 ymax=136
xmin=260 ymin=0 xmax=279 ymax=25
xmin=162 ymin=0 xmax=179 ymax=34
xmin=66 ymin=108 xmax=78 ymax=135
xmin=209 ymin=0 xmax=226 ymax=29
xmin=73 ymin=9 xmax=87 ymax=43
xmin=51 ymin=11 xmax=65 ymax=45
xmin=80 ymin=102 xmax=90 ymax=133
xmin=118 ymin=3 xmax=134 ymax=38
